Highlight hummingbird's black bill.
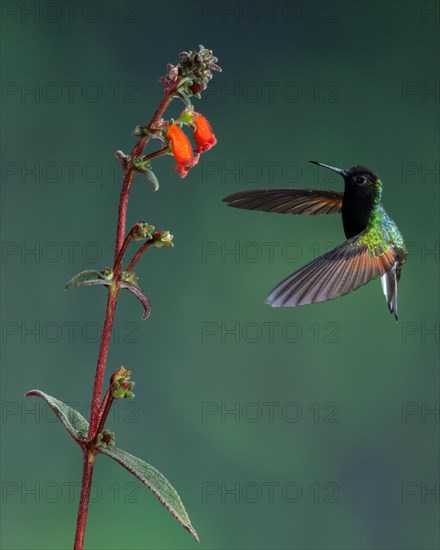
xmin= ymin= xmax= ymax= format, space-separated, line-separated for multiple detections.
xmin=309 ymin=161 xmax=347 ymax=176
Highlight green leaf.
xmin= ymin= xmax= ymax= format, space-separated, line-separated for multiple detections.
xmin=65 ymin=270 xmax=112 ymax=291
xmin=121 ymin=281 xmax=151 ymax=320
xmin=115 ymin=150 xmax=129 ymax=169
xmin=100 ymin=446 xmax=199 ymax=542
xmin=144 ymin=169 xmax=160 ymax=192
xmin=133 ymin=157 xmax=160 ymax=191
xmin=25 ymin=390 xmax=89 ymax=443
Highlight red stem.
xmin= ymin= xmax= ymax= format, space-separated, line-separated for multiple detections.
xmin=126 ymin=240 xmax=155 ymax=273
xmin=113 ymin=93 xmax=176 ymax=263
xmin=113 ymin=231 xmax=134 ymax=277
xmin=141 ymin=145 xmax=170 ymax=163
xmin=74 ymin=85 xmax=179 ymax=550
xmin=114 ymin=171 xmax=136 ymax=264
xmin=74 ymin=452 xmax=96 ymax=550
xmin=96 ymin=392 xmax=115 ymax=436
xmin=97 ymin=386 xmax=111 ymax=424
xmin=87 ymin=286 xmax=120 ymax=439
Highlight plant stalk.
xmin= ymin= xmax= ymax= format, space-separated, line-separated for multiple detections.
xmin=96 ymin=393 xmax=115 ymax=437
xmin=87 ymin=285 xmax=120 ymax=439
xmin=126 ymin=240 xmax=155 ymax=273
xmin=113 ymin=91 xmax=176 ymax=262
xmin=74 ymin=452 xmax=96 ymax=550
xmin=74 ymin=86 xmax=178 ymax=550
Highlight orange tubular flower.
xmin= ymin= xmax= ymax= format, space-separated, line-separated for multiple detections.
xmin=193 ymin=113 xmax=217 ymax=153
xmin=166 ymin=124 xmax=199 ymax=178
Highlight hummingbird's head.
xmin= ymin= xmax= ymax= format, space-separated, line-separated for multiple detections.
xmin=309 ymin=161 xmax=381 ymax=190
xmin=344 ymin=165 xmax=380 ymax=188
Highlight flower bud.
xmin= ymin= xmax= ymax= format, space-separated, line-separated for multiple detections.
xmin=175 ymin=46 xmax=221 ymax=97
xmin=111 ymin=366 xmax=135 ymax=400
xmin=112 ymin=379 xmax=135 ymax=400
xmin=189 ymin=82 xmax=203 ymax=97
xmin=102 ymin=267 xmax=113 ymax=280
xmin=121 ymin=271 xmax=138 ymax=285
xmin=153 ymin=231 xmax=174 ymax=248
xmin=111 ymin=366 xmax=132 ymax=385
xmin=132 ymin=222 xmax=155 ymax=241
xmin=97 ymin=429 xmax=116 ymax=448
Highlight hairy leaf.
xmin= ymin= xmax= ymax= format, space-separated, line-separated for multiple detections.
xmin=25 ymin=389 xmax=89 ymax=443
xmin=121 ymin=282 xmax=151 ymax=320
xmin=100 ymin=446 xmax=198 ymax=542
xmin=144 ymin=169 xmax=160 ymax=192
xmin=133 ymin=157 xmax=160 ymax=191
xmin=65 ymin=270 xmax=112 ymax=291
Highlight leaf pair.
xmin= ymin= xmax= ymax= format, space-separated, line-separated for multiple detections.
xmin=25 ymin=390 xmax=198 ymax=542
xmin=65 ymin=270 xmax=151 ymax=320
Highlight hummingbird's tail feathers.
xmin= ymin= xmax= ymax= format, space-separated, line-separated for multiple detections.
xmin=266 ymin=238 xmax=396 ymax=308
xmin=381 ymin=269 xmax=398 ymax=321
xmin=223 ymin=189 xmax=343 ymax=215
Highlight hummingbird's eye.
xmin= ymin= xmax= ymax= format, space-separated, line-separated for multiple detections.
xmin=355 ymin=176 xmax=366 ymax=184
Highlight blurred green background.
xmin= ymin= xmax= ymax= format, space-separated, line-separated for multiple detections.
xmin=1 ymin=1 xmax=439 ymax=549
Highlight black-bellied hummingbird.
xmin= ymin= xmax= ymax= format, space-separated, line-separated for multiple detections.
xmin=223 ymin=162 xmax=407 ymax=320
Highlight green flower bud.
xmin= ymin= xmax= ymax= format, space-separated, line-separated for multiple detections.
xmin=102 ymin=267 xmax=113 ymax=280
xmin=153 ymin=231 xmax=174 ymax=248
xmin=112 ymin=379 xmax=136 ymax=400
xmin=132 ymin=222 xmax=155 ymax=241
xmin=111 ymin=367 xmax=135 ymax=400
xmin=97 ymin=429 xmax=116 ymax=448
xmin=121 ymin=271 xmax=138 ymax=285
xmin=159 ymin=46 xmax=221 ymax=100
xmin=111 ymin=366 xmax=131 ymax=384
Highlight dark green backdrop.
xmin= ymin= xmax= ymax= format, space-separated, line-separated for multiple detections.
xmin=1 ymin=1 xmax=439 ymax=549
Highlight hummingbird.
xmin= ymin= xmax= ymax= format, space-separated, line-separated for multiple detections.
xmin=223 ymin=162 xmax=407 ymax=320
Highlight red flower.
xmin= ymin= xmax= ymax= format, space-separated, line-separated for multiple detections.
xmin=193 ymin=113 xmax=217 ymax=152
xmin=166 ymin=124 xmax=199 ymax=178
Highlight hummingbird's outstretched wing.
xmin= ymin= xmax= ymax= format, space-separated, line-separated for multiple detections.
xmin=266 ymin=230 xmax=397 ymax=308
xmin=223 ymin=189 xmax=343 ymax=215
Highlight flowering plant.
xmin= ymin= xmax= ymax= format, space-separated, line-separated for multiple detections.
xmin=26 ymin=46 xmax=220 ymax=549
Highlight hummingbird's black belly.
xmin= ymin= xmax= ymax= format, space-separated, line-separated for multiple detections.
xmin=341 ymin=188 xmax=376 ymax=239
